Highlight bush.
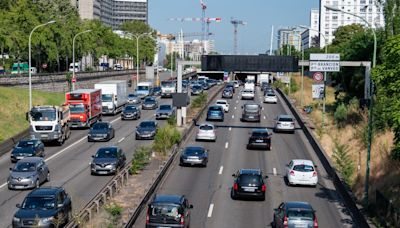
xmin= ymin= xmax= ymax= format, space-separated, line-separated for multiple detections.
xmin=129 ymin=146 xmax=151 ymax=175
xmin=334 ymin=103 xmax=348 ymax=128
xmin=332 ymin=140 xmax=355 ymax=186
xmin=153 ymin=124 xmax=181 ymax=156
xmin=190 ymin=92 xmax=207 ymax=109
xmin=104 ymin=202 xmax=123 ymax=227
xmin=167 ymin=115 xmax=176 ymax=126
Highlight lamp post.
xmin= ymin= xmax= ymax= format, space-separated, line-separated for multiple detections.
xmin=325 ymin=5 xmax=377 ymax=207
xmin=131 ymin=33 xmax=151 ymax=88
xmin=29 ymin=20 xmax=55 ymax=109
xmin=72 ymin=29 xmax=92 ymax=91
xmin=292 ymin=31 xmax=305 ymax=107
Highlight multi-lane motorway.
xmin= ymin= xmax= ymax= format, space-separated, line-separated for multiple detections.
xmin=134 ymin=85 xmax=354 ymax=227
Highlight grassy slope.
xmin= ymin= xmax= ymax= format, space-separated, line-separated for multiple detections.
xmin=0 ymin=87 xmax=65 ymax=142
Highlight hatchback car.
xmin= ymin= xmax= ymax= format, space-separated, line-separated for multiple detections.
xmin=275 ymin=115 xmax=295 ymax=133
xmin=142 ymin=97 xmax=158 ymax=110
xmin=273 ymin=201 xmax=318 ymax=228
xmin=179 ymin=146 xmax=208 ymax=167
xmin=155 ymin=104 xmax=175 ymax=120
xmin=241 ymin=89 xmax=255 ymax=100
xmin=135 ymin=120 xmax=158 ymax=140
xmin=225 ymin=83 xmax=235 ymax=93
xmin=215 ymin=99 xmax=229 ymax=112
xmin=233 ymin=80 xmax=240 ymax=88
xmin=206 ymin=105 xmax=224 ymax=121
xmin=90 ymin=146 xmax=126 ymax=175
xmin=231 ymin=169 xmax=268 ymax=200
xmin=12 ymin=187 xmax=72 ymax=228
xmin=87 ymin=122 xmax=115 ymax=142
xmin=127 ymin=93 xmax=141 ymax=104
xmin=11 ymin=139 xmax=45 ymax=163
xmin=153 ymin=86 xmax=162 ymax=96
xmin=146 ymin=194 xmax=193 ymax=228
xmin=121 ymin=105 xmax=141 ymax=120
xmin=191 ymin=85 xmax=203 ymax=95
xmin=264 ymin=92 xmax=278 ymax=104
xmin=285 ymin=159 xmax=318 ymax=187
xmin=8 ymin=157 xmax=50 ymax=190
xmin=196 ymin=123 xmax=216 ymax=141
xmin=247 ymin=128 xmax=272 ymax=150
xmin=222 ymin=88 xmax=233 ymax=99
xmin=241 ymin=103 xmax=262 ymax=122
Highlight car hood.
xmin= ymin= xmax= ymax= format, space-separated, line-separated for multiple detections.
xmin=143 ymin=102 xmax=156 ymax=105
xmin=137 ymin=127 xmax=156 ymax=133
xmin=10 ymin=171 xmax=38 ymax=179
xmin=12 ymin=147 xmax=34 ymax=154
xmin=156 ymin=109 xmax=172 ymax=114
xmin=123 ymin=110 xmax=137 ymax=114
xmin=92 ymin=157 xmax=117 ymax=164
xmin=15 ymin=208 xmax=56 ymax=219
xmin=89 ymin=129 xmax=108 ymax=134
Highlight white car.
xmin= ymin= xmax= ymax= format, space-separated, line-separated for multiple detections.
xmin=233 ymin=80 xmax=240 ymax=88
xmin=285 ymin=159 xmax=318 ymax=187
xmin=274 ymin=115 xmax=295 ymax=133
xmin=215 ymin=99 xmax=229 ymax=113
xmin=196 ymin=123 xmax=216 ymax=141
xmin=264 ymin=92 xmax=278 ymax=103
xmin=241 ymin=89 xmax=255 ymax=100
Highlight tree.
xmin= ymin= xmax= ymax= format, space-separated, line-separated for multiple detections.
xmin=332 ymin=140 xmax=355 ymax=185
xmin=332 ymin=24 xmax=365 ymax=46
xmin=164 ymin=52 xmax=178 ymax=71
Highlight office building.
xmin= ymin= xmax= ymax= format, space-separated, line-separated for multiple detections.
xmin=278 ymin=27 xmax=305 ymax=52
xmin=319 ymin=0 xmax=384 ymax=47
xmin=302 ymin=9 xmax=320 ymax=50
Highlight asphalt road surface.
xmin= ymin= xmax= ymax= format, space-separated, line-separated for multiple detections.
xmin=134 ymin=85 xmax=354 ymax=228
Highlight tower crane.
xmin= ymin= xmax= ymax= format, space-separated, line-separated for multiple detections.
xmin=200 ymin=0 xmax=207 ymax=42
xmin=168 ymin=17 xmax=221 ymax=40
xmin=230 ymin=18 xmax=247 ymax=55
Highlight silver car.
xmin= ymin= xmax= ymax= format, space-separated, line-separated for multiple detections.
xmin=155 ymin=104 xmax=175 ymax=119
xmin=196 ymin=123 xmax=217 ymax=141
xmin=274 ymin=115 xmax=295 ymax=133
xmin=127 ymin=94 xmax=141 ymax=104
xmin=273 ymin=201 xmax=318 ymax=228
xmin=8 ymin=157 xmax=50 ymax=190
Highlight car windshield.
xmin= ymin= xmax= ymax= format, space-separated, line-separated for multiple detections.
xmin=151 ymin=204 xmax=182 ymax=218
xmin=124 ymin=106 xmax=137 ymax=111
xmin=22 ymin=197 xmax=55 ymax=210
xmin=13 ymin=162 xmax=36 ymax=172
xmin=209 ymin=106 xmax=222 ymax=111
xmin=30 ymin=110 xmax=56 ymax=121
xmin=279 ymin=117 xmax=293 ymax=122
xmin=293 ymin=164 xmax=314 ymax=172
xmin=287 ymin=209 xmax=314 ymax=219
xmin=128 ymin=94 xmax=137 ymax=99
xmin=69 ymin=104 xmax=85 ymax=114
xmin=161 ymin=81 xmax=175 ymax=88
xmin=102 ymin=94 xmax=113 ymax=102
xmin=200 ymin=125 xmax=213 ymax=130
xmin=238 ymin=174 xmax=262 ymax=186
xmin=216 ymin=101 xmax=226 ymax=105
xmin=159 ymin=105 xmax=171 ymax=110
xmin=137 ymin=86 xmax=149 ymax=91
xmin=95 ymin=148 xmax=117 ymax=158
xmin=184 ymin=147 xmax=205 ymax=156
xmin=92 ymin=123 xmax=108 ymax=130
xmin=16 ymin=141 xmax=35 ymax=148
xmin=145 ymin=98 xmax=155 ymax=103
xmin=139 ymin=121 xmax=155 ymax=128
xmin=193 ymin=85 xmax=202 ymax=90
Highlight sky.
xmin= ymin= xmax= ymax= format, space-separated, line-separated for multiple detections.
xmin=149 ymin=0 xmax=319 ymax=54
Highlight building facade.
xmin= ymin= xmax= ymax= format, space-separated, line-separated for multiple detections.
xmin=319 ymin=0 xmax=385 ymax=47
xmin=278 ymin=27 xmax=305 ymax=52
xmin=302 ymin=8 xmax=320 ymax=50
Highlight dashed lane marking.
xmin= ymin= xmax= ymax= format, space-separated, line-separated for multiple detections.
xmin=219 ymin=166 xmax=224 ymax=175
xmin=207 ymin=204 xmax=215 ymax=218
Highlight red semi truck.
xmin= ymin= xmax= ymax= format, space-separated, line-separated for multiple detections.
xmin=65 ymin=89 xmax=102 ymax=128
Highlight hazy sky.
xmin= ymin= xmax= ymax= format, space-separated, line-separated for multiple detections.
xmin=149 ymin=0 xmax=319 ymax=54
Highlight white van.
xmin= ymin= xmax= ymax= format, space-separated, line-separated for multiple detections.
xmin=69 ymin=63 xmax=80 ymax=72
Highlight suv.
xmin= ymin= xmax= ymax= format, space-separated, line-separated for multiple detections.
xmin=274 ymin=115 xmax=295 ymax=133
xmin=12 ymin=187 xmax=72 ymax=228
xmin=146 ymin=194 xmax=193 ymax=228
xmin=231 ymin=169 xmax=268 ymax=200
xmin=11 ymin=139 xmax=45 ymax=163
xmin=241 ymin=103 xmax=261 ymax=122
xmin=90 ymin=146 xmax=126 ymax=175
xmin=247 ymin=128 xmax=272 ymax=150
xmin=206 ymin=105 xmax=224 ymax=121
xmin=272 ymin=201 xmax=318 ymax=228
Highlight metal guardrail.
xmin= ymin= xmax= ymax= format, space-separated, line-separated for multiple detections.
xmin=0 ymin=129 xmax=29 ymax=157
xmin=276 ymin=88 xmax=370 ymax=228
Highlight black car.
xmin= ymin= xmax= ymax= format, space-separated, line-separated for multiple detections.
xmin=12 ymin=187 xmax=72 ymax=228
xmin=179 ymin=146 xmax=208 ymax=167
xmin=191 ymin=85 xmax=203 ymax=95
xmin=121 ymin=105 xmax=141 ymax=120
xmin=146 ymin=194 xmax=193 ymax=228
xmin=90 ymin=146 xmax=126 ymax=175
xmin=135 ymin=120 xmax=158 ymax=140
xmin=11 ymin=139 xmax=45 ymax=163
xmin=241 ymin=103 xmax=262 ymax=122
xmin=247 ymin=128 xmax=272 ymax=150
xmin=272 ymin=201 xmax=318 ymax=228
xmin=222 ymin=88 xmax=233 ymax=99
xmin=231 ymin=169 xmax=268 ymax=200
xmin=142 ymin=97 xmax=158 ymax=110
xmin=87 ymin=122 xmax=115 ymax=142
xmin=153 ymin=86 xmax=162 ymax=96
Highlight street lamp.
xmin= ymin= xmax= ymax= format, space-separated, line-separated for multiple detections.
xmin=325 ymin=5 xmax=377 ymax=207
xmin=72 ymin=29 xmax=92 ymax=91
xmin=131 ymin=33 xmax=152 ymax=87
xmin=29 ymin=20 xmax=55 ymax=109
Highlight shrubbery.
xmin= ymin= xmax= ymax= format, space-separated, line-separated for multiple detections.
xmin=129 ymin=146 xmax=151 ymax=174
xmin=153 ymin=124 xmax=181 ymax=156
xmin=334 ymin=103 xmax=348 ymax=128
xmin=332 ymin=140 xmax=355 ymax=186
xmin=190 ymin=92 xmax=207 ymax=109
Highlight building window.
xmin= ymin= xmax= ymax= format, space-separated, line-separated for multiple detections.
xmin=333 ymin=16 xmax=338 ymax=19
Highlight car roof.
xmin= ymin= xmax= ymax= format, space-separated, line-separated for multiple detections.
xmin=19 ymin=139 xmax=40 ymax=143
xmin=278 ymin=114 xmax=293 ymax=119
xmin=285 ymin=201 xmax=314 ymax=210
xmin=291 ymin=159 xmax=315 ymax=166
xmin=153 ymin=194 xmax=184 ymax=204
xmin=239 ymin=169 xmax=262 ymax=175
xmin=28 ymin=187 xmax=63 ymax=197
xmin=209 ymin=105 xmax=223 ymax=109
xmin=17 ymin=157 xmax=43 ymax=163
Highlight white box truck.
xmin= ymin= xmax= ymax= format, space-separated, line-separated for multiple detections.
xmin=95 ymin=80 xmax=128 ymax=115
xmin=258 ymin=73 xmax=270 ymax=85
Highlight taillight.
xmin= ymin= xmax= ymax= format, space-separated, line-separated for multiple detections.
xmin=313 ymin=216 xmax=318 ymax=228
xmin=233 ymin=183 xmax=238 ymax=190
xmin=180 ymin=216 xmax=185 ymax=225
xmin=146 ymin=210 xmax=149 ymax=224
xmin=79 ymin=116 xmax=84 ymax=119
xmin=283 ymin=216 xmax=288 ymax=228
xmin=313 ymin=171 xmax=317 ymax=177
xmin=290 ymin=123 xmax=294 ymax=127
xmin=261 ymin=184 xmax=266 ymax=192
xmin=290 ymin=170 xmax=295 ymax=176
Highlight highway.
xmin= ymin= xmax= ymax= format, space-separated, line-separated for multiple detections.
xmin=0 ymin=71 xmax=192 ymax=227
xmin=134 ymin=85 xmax=354 ymax=228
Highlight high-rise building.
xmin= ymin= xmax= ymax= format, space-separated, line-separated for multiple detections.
xmin=278 ymin=27 xmax=305 ymax=52
xmin=301 ymin=9 xmax=320 ymax=50
xmin=319 ymin=0 xmax=384 ymax=47
xmin=71 ymin=0 xmax=148 ymax=29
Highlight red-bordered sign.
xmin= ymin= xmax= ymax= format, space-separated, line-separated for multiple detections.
xmin=313 ymin=72 xmax=324 ymax=82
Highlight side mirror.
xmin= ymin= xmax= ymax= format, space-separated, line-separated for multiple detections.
xmin=16 ymin=204 xmax=21 ymax=208
xmin=314 ymin=165 xmax=318 ymax=168
xmin=265 ymin=175 xmax=269 ymax=179
xmin=91 ymin=155 xmax=94 ymax=158
xmin=189 ymin=204 xmax=193 ymax=209
xmin=9 ymin=167 xmax=12 ymax=171
xmin=232 ymin=173 xmax=236 ymax=177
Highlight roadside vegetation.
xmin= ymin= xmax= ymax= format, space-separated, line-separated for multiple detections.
xmin=0 ymin=87 xmax=64 ymax=142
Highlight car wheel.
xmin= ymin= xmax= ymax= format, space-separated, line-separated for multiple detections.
xmin=230 ymin=189 xmax=237 ymax=200
xmin=46 ymin=172 xmax=50 ymax=182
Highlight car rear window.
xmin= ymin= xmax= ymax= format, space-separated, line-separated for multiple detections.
xmin=184 ymin=147 xmax=205 ymax=156
xmin=216 ymin=101 xmax=226 ymax=105
xmin=238 ymin=174 xmax=262 ymax=186
xmin=293 ymin=164 xmax=314 ymax=172
xmin=244 ymin=105 xmax=259 ymax=110
xmin=267 ymin=94 xmax=275 ymax=97
xmin=252 ymin=132 xmax=268 ymax=137
xmin=287 ymin=209 xmax=314 ymax=219
xmin=200 ymin=125 xmax=213 ymax=130
xmin=151 ymin=204 xmax=182 ymax=217
xmin=209 ymin=106 xmax=222 ymax=111
xmin=279 ymin=117 xmax=293 ymax=122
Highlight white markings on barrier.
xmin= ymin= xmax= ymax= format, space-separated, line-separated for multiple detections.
xmin=207 ymin=204 xmax=215 ymax=217
xmin=118 ymin=137 xmax=125 ymax=143
xmin=219 ymin=166 xmax=224 ymax=175
xmin=225 ymin=142 xmax=229 ymax=149
xmin=273 ymin=168 xmax=277 ymax=176
xmin=264 ymin=116 xmax=266 ymax=120
xmin=232 ymin=115 xmax=235 ymax=119
xmin=229 ymin=127 xmax=232 ymax=131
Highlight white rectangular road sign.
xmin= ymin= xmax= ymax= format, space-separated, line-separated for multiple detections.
xmin=310 ymin=61 xmax=340 ymax=72
xmin=310 ymin=53 xmax=340 ymax=61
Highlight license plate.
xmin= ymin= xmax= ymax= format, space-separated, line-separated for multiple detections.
xmin=243 ymin=187 xmax=255 ymax=192
xmin=98 ymin=171 xmax=108 ymax=175
xmin=255 ymin=140 xmax=263 ymax=143
xmin=41 ymin=134 xmax=48 ymax=138
xmin=16 ymin=156 xmax=25 ymax=160
xmin=248 ymin=116 xmax=254 ymax=119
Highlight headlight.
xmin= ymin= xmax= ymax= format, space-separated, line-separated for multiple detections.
xmin=12 ymin=216 xmax=20 ymax=222
xmin=41 ymin=216 xmax=54 ymax=223
xmin=136 ymin=131 xmax=140 ymax=134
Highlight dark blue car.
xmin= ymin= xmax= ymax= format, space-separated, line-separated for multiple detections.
xmin=206 ymin=105 xmax=224 ymax=121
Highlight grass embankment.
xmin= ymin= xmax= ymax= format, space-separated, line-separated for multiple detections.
xmin=288 ymin=74 xmax=400 ymax=216
xmin=0 ymin=87 xmax=65 ymax=142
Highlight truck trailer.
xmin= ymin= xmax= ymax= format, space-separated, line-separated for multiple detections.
xmin=95 ymin=80 xmax=128 ymax=115
xmin=66 ymin=89 xmax=102 ymax=128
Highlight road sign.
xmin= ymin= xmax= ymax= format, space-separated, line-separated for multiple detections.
xmin=310 ymin=61 xmax=340 ymax=72
xmin=312 ymin=84 xmax=324 ymax=99
xmin=313 ymin=72 xmax=324 ymax=82
xmin=310 ymin=53 xmax=340 ymax=61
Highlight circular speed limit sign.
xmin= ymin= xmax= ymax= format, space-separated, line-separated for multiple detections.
xmin=313 ymin=72 xmax=324 ymax=82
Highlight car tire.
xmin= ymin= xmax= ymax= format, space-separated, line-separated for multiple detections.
xmin=260 ymin=194 xmax=265 ymax=201
xmin=230 ymin=189 xmax=237 ymax=200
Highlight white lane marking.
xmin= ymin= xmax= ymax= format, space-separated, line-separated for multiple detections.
xmin=229 ymin=127 xmax=232 ymax=131
xmin=0 ymin=183 xmax=6 ymax=189
xmin=207 ymin=204 xmax=215 ymax=218
xmin=273 ymin=168 xmax=277 ymax=176
xmin=232 ymin=115 xmax=234 ymax=119
xmin=225 ymin=142 xmax=229 ymax=149
xmin=236 ymin=100 xmax=239 ymax=104
xmin=234 ymin=107 xmax=237 ymax=110
xmin=264 ymin=116 xmax=266 ymax=120
xmin=118 ymin=137 xmax=125 ymax=143
xmin=218 ymin=166 xmax=224 ymax=175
